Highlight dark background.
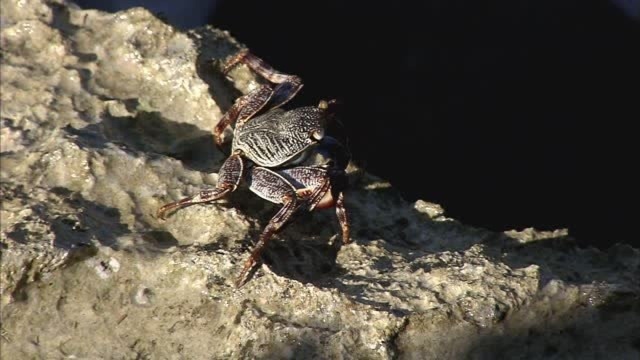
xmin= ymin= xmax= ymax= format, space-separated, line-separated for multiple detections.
xmin=77 ymin=0 xmax=640 ymax=249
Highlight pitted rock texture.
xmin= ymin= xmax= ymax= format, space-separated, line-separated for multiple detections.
xmin=1 ymin=1 xmax=639 ymax=359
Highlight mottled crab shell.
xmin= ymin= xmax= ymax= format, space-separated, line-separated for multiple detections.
xmin=231 ymin=106 xmax=326 ymax=167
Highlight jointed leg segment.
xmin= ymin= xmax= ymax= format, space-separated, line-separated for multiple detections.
xmin=214 ymin=50 xmax=304 ymax=148
xmin=156 ymin=152 xmax=244 ymax=219
xmin=213 ymin=85 xmax=274 ymax=148
xmin=236 ymin=193 xmax=298 ymax=287
xmin=335 ymin=192 xmax=350 ymax=244
xmin=223 ymin=49 xmax=303 ymax=93
xmin=236 ymin=167 xmax=301 ymax=287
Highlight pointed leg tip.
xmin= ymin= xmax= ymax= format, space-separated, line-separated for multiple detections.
xmin=156 ymin=201 xmax=183 ymax=220
xmin=234 ymin=257 xmax=259 ymax=288
xmin=234 ymin=277 xmax=247 ymax=289
xmin=156 ymin=204 xmax=174 ymax=220
xmin=221 ymin=66 xmax=233 ymax=76
xmin=214 ymin=138 xmax=226 ymax=152
xmin=222 ymin=49 xmax=250 ymax=75
xmin=234 ymin=269 xmax=251 ymax=289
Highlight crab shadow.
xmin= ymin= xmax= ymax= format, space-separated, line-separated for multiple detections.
xmin=3 ymin=185 xmax=178 ymax=260
xmin=65 ymin=109 xmax=225 ymax=173
xmin=261 ymin=230 xmax=345 ymax=285
xmin=64 ymin=28 xmax=246 ymax=172
xmin=3 ymin=184 xmax=125 ymax=252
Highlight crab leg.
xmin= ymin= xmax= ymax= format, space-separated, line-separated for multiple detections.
xmin=335 ymin=192 xmax=350 ymax=244
xmin=214 ymin=51 xmax=304 ymax=148
xmin=223 ymin=49 xmax=303 ymax=108
xmin=236 ymin=167 xmax=300 ymax=287
xmin=280 ymin=166 xmax=351 ymax=244
xmin=298 ymin=176 xmax=350 ymax=244
xmin=156 ymin=152 xmax=244 ymax=219
xmin=213 ymin=85 xmax=273 ymax=148
xmin=235 ymin=194 xmax=298 ymax=287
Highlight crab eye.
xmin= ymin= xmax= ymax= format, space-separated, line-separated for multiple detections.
xmin=310 ymin=129 xmax=324 ymax=141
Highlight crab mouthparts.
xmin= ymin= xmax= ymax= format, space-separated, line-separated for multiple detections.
xmin=311 ymin=129 xmax=325 ymax=141
xmin=318 ymin=99 xmax=340 ymax=110
xmin=318 ymin=100 xmax=329 ymax=110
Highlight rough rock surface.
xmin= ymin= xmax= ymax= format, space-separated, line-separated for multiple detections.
xmin=1 ymin=1 xmax=639 ymax=359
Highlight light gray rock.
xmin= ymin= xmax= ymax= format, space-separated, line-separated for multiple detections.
xmin=1 ymin=1 xmax=639 ymax=359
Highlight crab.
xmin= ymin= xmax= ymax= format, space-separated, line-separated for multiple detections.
xmin=156 ymin=50 xmax=351 ymax=287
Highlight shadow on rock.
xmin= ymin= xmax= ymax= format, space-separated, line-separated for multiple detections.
xmin=203 ymin=199 xmax=347 ymax=286
xmin=455 ymin=290 xmax=640 ymax=359
xmin=240 ymin=323 xmax=341 ymax=359
xmin=65 ymin=111 xmax=224 ymax=173
xmin=187 ymin=27 xmax=243 ymax=114
xmin=61 ymin=29 xmax=245 ymax=175
xmin=480 ymin=230 xmax=640 ymax=291
xmin=116 ymin=230 xmax=181 ymax=259
xmin=273 ymin=178 xmax=640 ymax=314
xmin=49 ymin=187 xmax=130 ymax=249
xmin=3 ymin=184 xmax=180 ymax=258
xmin=261 ymin=234 xmax=344 ymax=285
xmin=3 ymin=184 xmax=129 ymax=251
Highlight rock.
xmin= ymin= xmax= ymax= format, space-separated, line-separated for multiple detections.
xmin=1 ymin=1 xmax=639 ymax=358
